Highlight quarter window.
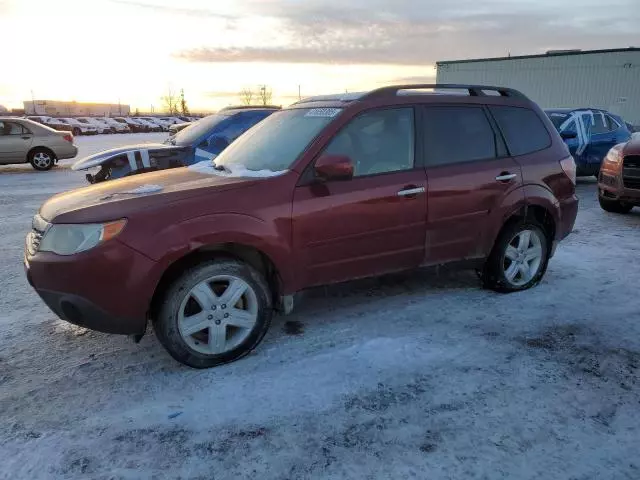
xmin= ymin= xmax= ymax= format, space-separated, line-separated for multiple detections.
xmin=323 ymin=108 xmax=415 ymax=177
xmin=490 ymin=106 xmax=551 ymax=156
xmin=423 ymin=106 xmax=497 ymax=165
xmin=606 ymin=115 xmax=620 ymax=132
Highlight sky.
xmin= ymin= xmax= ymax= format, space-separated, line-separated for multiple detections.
xmin=0 ymin=0 xmax=638 ymax=112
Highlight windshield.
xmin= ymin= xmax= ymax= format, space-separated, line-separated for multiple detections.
xmin=545 ymin=111 xmax=570 ymax=130
xmin=171 ymin=114 xmax=228 ymax=146
xmin=215 ymin=108 xmax=342 ymax=172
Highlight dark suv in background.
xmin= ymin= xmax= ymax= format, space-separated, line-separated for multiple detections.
xmin=25 ymin=84 xmax=578 ymax=368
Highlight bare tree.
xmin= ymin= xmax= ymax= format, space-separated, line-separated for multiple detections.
xmin=161 ymin=86 xmax=180 ymax=115
xmin=239 ymin=87 xmax=254 ymax=105
xmin=179 ymin=89 xmax=190 ymax=115
xmin=258 ymin=85 xmax=273 ymax=106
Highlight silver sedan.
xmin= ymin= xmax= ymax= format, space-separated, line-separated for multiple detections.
xmin=0 ymin=117 xmax=78 ymax=170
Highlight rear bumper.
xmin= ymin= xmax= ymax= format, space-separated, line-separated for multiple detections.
xmin=557 ymin=194 xmax=579 ymax=240
xmin=55 ymin=144 xmax=78 ymax=160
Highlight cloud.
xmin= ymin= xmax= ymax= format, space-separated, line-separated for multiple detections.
xmin=174 ymin=0 xmax=640 ymax=66
xmin=106 ymin=0 xmax=234 ymax=19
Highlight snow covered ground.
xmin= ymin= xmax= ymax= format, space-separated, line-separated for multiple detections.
xmin=1 ymin=137 xmax=639 ymax=479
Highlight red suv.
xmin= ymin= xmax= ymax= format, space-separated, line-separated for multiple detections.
xmin=24 ymin=84 xmax=578 ymax=368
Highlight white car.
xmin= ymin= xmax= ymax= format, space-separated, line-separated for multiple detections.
xmin=159 ymin=116 xmax=184 ymax=125
xmin=138 ymin=117 xmax=171 ymax=131
xmin=56 ymin=118 xmax=98 ymax=136
xmin=100 ymin=117 xmax=131 ymax=133
xmin=75 ymin=117 xmax=113 ymax=134
xmin=132 ymin=118 xmax=163 ymax=132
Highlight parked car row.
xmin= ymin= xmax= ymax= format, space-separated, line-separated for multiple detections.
xmin=25 ymin=115 xmax=199 ymax=135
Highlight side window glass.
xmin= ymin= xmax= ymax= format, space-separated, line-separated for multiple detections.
xmin=590 ymin=113 xmax=608 ymax=135
xmin=0 ymin=121 xmax=6 ymax=135
xmin=490 ymin=106 xmax=551 ymax=156
xmin=2 ymin=122 xmax=25 ymax=135
xmin=323 ymin=108 xmax=414 ymax=177
xmin=215 ymin=116 xmax=249 ymax=142
xmin=606 ymin=115 xmax=620 ymax=132
xmin=423 ymin=106 xmax=496 ymax=165
xmin=563 ymin=120 xmax=577 ymax=135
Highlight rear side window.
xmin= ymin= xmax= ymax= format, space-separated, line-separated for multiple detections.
xmin=490 ymin=106 xmax=551 ymax=156
xmin=422 ymin=106 xmax=497 ymax=165
xmin=606 ymin=115 xmax=620 ymax=132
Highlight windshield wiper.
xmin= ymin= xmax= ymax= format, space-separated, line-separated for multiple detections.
xmin=213 ymin=161 xmax=231 ymax=173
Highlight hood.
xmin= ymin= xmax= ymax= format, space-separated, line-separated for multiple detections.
xmin=622 ymin=135 xmax=640 ymax=156
xmin=72 ymin=143 xmax=181 ymax=170
xmin=39 ymin=165 xmax=259 ymax=223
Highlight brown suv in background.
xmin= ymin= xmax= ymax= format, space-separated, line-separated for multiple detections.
xmin=598 ymin=136 xmax=640 ymax=213
xmin=24 ymin=84 xmax=578 ymax=368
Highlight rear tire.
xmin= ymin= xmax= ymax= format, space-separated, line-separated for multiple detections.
xmin=153 ymin=259 xmax=272 ymax=368
xmin=598 ymin=196 xmax=633 ymax=214
xmin=72 ymin=127 xmax=81 ymax=136
xmin=28 ymin=148 xmax=55 ymax=171
xmin=482 ymin=222 xmax=549 ymax=293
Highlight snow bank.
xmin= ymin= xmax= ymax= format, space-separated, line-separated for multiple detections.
xmin=188 ymin=160 xmax=287 ymax=178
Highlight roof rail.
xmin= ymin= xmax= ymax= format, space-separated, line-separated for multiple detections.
xmin=363 ymin=84 xmax=528 ymax=100
xmin=219 ymin=105 xmax=281 ymax=112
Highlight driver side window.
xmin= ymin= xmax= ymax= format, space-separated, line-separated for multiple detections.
xmin=323 ymin=108 xmax=414 ymax=177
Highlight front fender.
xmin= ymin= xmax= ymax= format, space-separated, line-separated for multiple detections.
xmin=131 ymin=212 xmax=295 ymax=296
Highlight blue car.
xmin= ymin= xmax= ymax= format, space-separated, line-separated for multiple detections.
xmin=73 ymin=106 xmax=280 ymax=183
xmin=545 ymin=108 xmax=632 ymax=176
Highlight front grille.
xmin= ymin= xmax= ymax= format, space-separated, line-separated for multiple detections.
xmin=599 ymin=172 xmax=617 ymax=187
xmin=26 ymin=215 xmax=49 ymax=255
xmin=622 ymin=155 xmax=640 ymax=190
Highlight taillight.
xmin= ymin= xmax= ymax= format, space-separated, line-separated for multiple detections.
xmin=63 ymin=134 xmax=73 ymax=143
xmin=560 ymin=156 xmax=576 ymax=185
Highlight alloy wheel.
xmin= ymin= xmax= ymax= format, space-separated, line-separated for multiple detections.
xmin=33 ymin=152 xmax=52 ymax=169
xmin=502 ymin=229 xmax=544 ymax=287
xmin=177 ymin=275 xmax=259 ymax=355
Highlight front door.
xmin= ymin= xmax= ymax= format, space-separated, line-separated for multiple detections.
xmin=0 ymin=121 xmax=33 ymax=163
xmin=420 ymin=105 xmax=524 ymax=263
xmin=292 ymin=107 xmax=427 ymax=288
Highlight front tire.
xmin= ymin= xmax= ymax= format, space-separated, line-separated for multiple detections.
xmin=29 ymin=148 xmax=55 ymax=171
xmin=482 ymin=222 xmax=549 ymax=293
xmin=154 ymin=259 xmax=272 ymax=368
xmin=72 ymin=127 xmax=81 ymax=136
xmin=598 ymin=196 xmax=633 ymax=214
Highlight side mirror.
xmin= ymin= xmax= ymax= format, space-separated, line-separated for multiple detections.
xmin=560 ymin=131 xmax=577 ymax=140
xmin=314 ymin=154 xmax=354 ymax=181
xmin=207 ymin=135 xmax=230 ymax=151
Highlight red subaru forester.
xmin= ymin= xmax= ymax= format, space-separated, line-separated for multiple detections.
xmin=25 ymin=84 xmax=578 ymax=368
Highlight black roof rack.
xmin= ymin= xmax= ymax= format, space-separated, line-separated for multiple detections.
xmin=219 ymin=105 xmax=281 ymax=112
xmin=363 ymin=84 xmax=528 ymax=100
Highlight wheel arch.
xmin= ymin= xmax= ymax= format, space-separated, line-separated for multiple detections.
xmin=27 ymin=145 xmax=57 ymax=161
xmin=148 ymin=242 xmax=284 ymax=321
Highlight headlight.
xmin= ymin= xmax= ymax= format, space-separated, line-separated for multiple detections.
xmin=603 ymin=143 xmax=624 ymax=166
xmin=39 ymin=219 xmax=126 ymax=255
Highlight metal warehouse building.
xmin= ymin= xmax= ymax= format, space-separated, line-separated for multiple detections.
xmin=23 ymin=100 xmax=130 ymax=117
xmin=436 ymin=47 xmax=640 ymax=125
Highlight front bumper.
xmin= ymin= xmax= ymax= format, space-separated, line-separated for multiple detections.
xmin=598 ymin=172 xmax=640 ymax=206
xmin=24 ymin=239 xmax=157 ymax=335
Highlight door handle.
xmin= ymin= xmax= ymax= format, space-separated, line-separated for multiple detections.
xmin=397 ymin=186 xmax=425 ymax=197
xmin=495 ymin=173 xmax=517 ymax=182
xmin=21 ymin=136 xmax=31 ymax=140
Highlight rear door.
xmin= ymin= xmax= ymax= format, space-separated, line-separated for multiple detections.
xmin=421 ymin=105 xmax=524 ymax=263
xmin=585 ymin=111 xmax=617 ymax=164
xmin=0 ymin=121 xmax=33 ymax=163
xmin=292 ymin=107 xmax=428 ymax=288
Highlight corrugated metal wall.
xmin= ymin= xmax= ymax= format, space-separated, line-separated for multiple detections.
xmin=436 ymin=51 xmax=640 ymax=125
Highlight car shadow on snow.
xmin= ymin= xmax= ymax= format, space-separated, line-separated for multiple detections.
xmin=32 ymin=266 xmax=481 ymax=375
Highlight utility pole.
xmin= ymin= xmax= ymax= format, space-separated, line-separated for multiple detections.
xmin=30 ymin=89 xmax=36 ymax=114
xmin=118 ymin=98 xmax=122 ymax=115
xmin=298 ymin=85 xmax=301 ymax=101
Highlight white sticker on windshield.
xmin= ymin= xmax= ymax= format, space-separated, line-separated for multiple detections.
xmin=304 ymin=108 xmax=342 ymax=118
